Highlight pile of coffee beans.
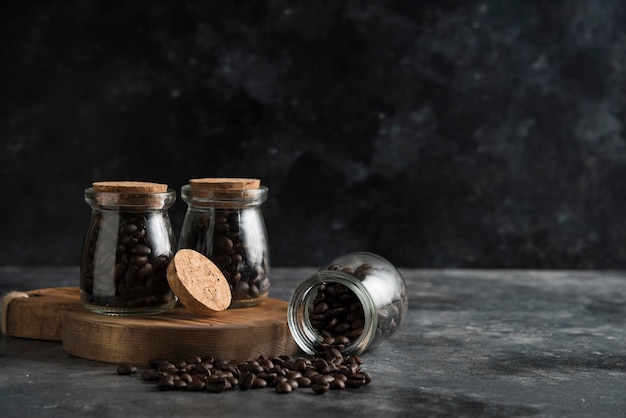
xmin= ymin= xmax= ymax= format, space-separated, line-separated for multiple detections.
xmin=82 ymin=213 xmax=175 ymax=308
xmin=182 ymin=210 xmax=269 ymax=303
xmin=116 ymin=350 xmax=371 ymax=395
xmin=310 ymin=262 xmax=404 ymax=351
xmin=310 ymin=282 xmax=365 ymax=352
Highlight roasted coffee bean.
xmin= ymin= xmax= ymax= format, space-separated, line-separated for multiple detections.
xmin=157 ymin=362 xmax=176 ymax=373
xmin=334 ymin=373 xmax=347 ymax=382
xmin=286 ymin=370 xmax=302 ymax=380
xmin=347 ymin=373 xmax=367 ymax=388
xmin=116 ymin=364 xmax=137 ymax=375
xmin=187 ymin=380 xmax=206 ymax=391
xmin=186 ymin=355 xmax=202 ymax=364
xmin=330 ymin=379 xmax=346 ymax=390
xmin=275 ymin=381 xmax=292 ymax=394
xmin=156 ymin=378 xmax=175 ymax=391
xmin=238 ymin=371 xmax=255 ymax=390
xmin=179 ymin=373 xmax=193 ymax=383
xmin=295 ymin=376 xmax=311 ymax=387
xmin=206 ymin=377 xmax=228 ymax=393
xmin=194 ymin=363 xmax=213 ymax=376
xmin=272 ymin=376 xmax=288 ymax=387
xmin=362 ymin=371 xmax=372 ymax=385
xmin=225 ymin=376 xmax=238 ymax=387
xmin=311 ymin=383 xmax=330 ymax=394
xmin=311 ymin=374 xmax=335 ymax=385
xmin=173 ymin=380 xmax=187 ymax=390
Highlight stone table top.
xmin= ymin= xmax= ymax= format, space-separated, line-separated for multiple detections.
xmin=1 ymin=267 xmax=625 ymax=417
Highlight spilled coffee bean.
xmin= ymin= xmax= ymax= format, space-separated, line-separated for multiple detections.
xmin=115 ymin=350 xmax=371 ymax=395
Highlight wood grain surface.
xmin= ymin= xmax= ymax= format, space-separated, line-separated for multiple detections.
xmin=1 ymin=287 xmax=81 ymax=341
xmin=62 ymin=298 xmax=298 ymax=364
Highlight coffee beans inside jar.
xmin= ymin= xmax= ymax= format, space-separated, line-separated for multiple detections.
xmin=178 ymin=178 xmax=270 ymax=308
xmin=288 ymin=252 xmax=408 ymax=356
xmin=115 ymin=350 xmax=371 ymax=395
xmin=80 ymin=182 xmax=177 ymax=315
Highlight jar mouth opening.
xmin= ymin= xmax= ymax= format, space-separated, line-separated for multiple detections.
xmin=181 ymin=184 xmax=268 ymax=206
xmin=288 ymin=270 xmax=377 ymax=356
xmin=85 ymin=188 xmax=176 ymax=210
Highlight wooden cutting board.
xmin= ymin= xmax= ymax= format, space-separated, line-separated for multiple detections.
xmin=2 ymin=287 xmax=299 ymax=364
xmin=1 ymin=287 xmax=81 ymax=341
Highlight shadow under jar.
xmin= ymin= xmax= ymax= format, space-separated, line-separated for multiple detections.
xmin=178 ymin=179 xmax=270 ymax=308
xmin=80 ymin=182 xmax=178 ymax=316
xmin=288 ymin=252 xmax=408 ymax=356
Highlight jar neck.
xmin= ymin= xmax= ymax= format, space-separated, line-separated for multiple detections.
xmin=181 ymin=185 xmax=268 ymax=209
xmin=287 ymin=270 xmax=378 ymax=356
xmin=84 ymin=188 xmax=176 ymax=211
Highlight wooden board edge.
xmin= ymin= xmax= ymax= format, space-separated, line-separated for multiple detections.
xmin=1 ymin=287 xmax=81 ymax=341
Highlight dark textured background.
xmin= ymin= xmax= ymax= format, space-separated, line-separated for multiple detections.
xmin=2 ymin=0 xmax=626 ymax=268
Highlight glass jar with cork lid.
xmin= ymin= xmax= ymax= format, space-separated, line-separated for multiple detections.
xmin=80 ymin=181 xmax=178 ymax=315
xmin=178 ymin=178 xmax=270 ymax=308
xmin=288 ymin=252 xmax=408 ymax=356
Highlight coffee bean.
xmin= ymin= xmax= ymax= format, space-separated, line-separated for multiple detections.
xmin=206 ymin=377 xmax=228 ymax=393
xmin=131 ymin=245 xmax=152 ymax=256
xmin=186 ymin=355 xmax=202 ymax=364
xmin=179 ymin=373 xmax=193 ymax=383
xmin=217 ymin=236 xmax=233 ymax=251
xmin=252 ymin=378 xmax=268 ymax=389
xmin=156 ymin=378 xmax=175 ymax=391
xmin=311 ymin=374 xmax=335 ymax=385
xmin=330 ymin=379 xmax=346 ymax=390
xmin=173 ymin=380 xmax=187 ymax=390
xmin=238 ymin=371 xmax=255 ymax=390
xmin=312 ymin=383 xmax=330 ymax=394
xmin=116 ymin=364 xmax=137 ymax=375
xmin=187 ymin=380 xmax=206 ymax=391
xmin=347 ymin=373 xmax=367 ymax=388
xmin=275 ymin=381 xmax=292 ymax=394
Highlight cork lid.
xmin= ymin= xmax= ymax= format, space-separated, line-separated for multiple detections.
xmin=89 ymin=181 xmax=172 ymax=208
xmin=189 ymin=178 xmax=260 ymax=192
xmin=93 ymin=181 xmax=168 ymax=193
xmin=166 ymin=249 xmax=232 ymax=315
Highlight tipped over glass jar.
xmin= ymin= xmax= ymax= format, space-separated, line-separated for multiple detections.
xmin=288 ymin=252 xmax=408 ymax=356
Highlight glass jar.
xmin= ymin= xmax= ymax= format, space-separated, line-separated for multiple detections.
xmin=288 ymin=252 xmax=408 ymax=356
xmin=80 ymin=182 xmax=178 ymax=315
xmin=178 ymin=179 xmax=270 ymax=308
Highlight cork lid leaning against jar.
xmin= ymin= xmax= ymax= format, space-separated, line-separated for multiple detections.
xmin=178 ymin=178 xmax=270 ymax=308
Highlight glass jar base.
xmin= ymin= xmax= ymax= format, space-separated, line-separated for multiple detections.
xmin=81 ymin=300 xmax=177 ymax=316
xmin=229 ymin=295 xmax=268 ymax=308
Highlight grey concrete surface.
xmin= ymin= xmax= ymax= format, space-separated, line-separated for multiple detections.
xmin=1 ymin=267 xmax=625 ymax=417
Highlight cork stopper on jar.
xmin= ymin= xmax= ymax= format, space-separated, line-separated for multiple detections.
xmin=189 ymin=178 xmax=260 ymax=191
xmin=93 ymin=181 xmax=168 ymax=194
xmin=90 ymin=181 xmax=171 ymax=208
xmin=166 ymin=249 xmax=232 ymax=315
xmin=187 ymin=178 xmax=262 ymax=203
